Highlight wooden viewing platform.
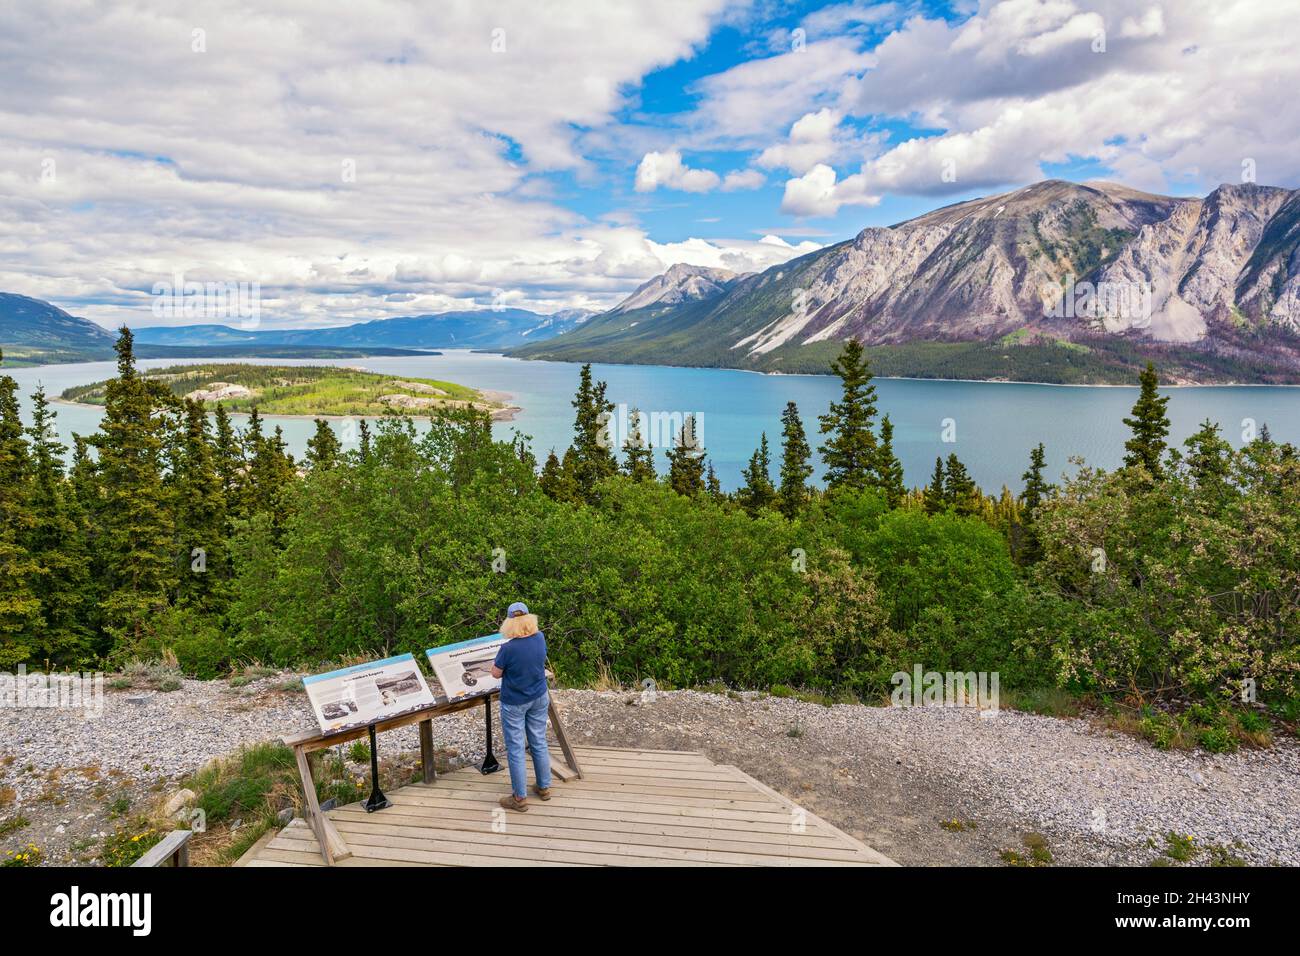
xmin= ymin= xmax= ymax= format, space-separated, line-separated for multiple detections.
xmin=238 ymin=745 xmax=896 ymax=867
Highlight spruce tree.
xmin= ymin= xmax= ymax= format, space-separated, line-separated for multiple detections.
xmin=558 ymin=447 xmax=581 ymax=502
xmin=25 ymin=387 xmax=92 ymax=663
xmin=0 ymin=359 xmax=40 ymax=665
xmin=1016 ymin=443 xmax=1053 ymax=565
xmin=94 ymin=328 xmax=176 ymax=648
xmin=174 ymin=399 xmax=227 ymax=609
xmin=666 ymin=416 xmax=706 ymax=496
xmin=1020 ymin=443 xmax=1053 ymax=517
xmin=569 ymin=364 xmax=618 ymax=501
xmin=539 ymin=450 xmax=568 ymax=501
xmin=818 ymin=340 xmax=879 ymax=493
xmin=358 ymin=418 xmax=372 ymax=462
xmin=211 ymin=402 xmax=243 ymax=509
xmin=706 ymin=462 xmax=724 ymax=501
xmin=875 ymin=414 xmax=906 ymax=508
xmin=923 ymin=456 xmax=946 ymax=514
xmin=738 ymin=433 xmax=777 ymax=515
xmin=305 ymin=418 xmax=342 ymax=471
xmin=1184 ymin=419 xmax=1233 ymax=491
xmin=240 ymin=410 xmax=296 ymax=523
xmin=1122 ymin=362 xmax=1171 ymax=479
xmin=777 ymin=401 xmax=813 ymax=519
xmin=621 ymin=407 xmax=656 ymax=481
xmin=943 ymin=453 xmax=979 ymax=515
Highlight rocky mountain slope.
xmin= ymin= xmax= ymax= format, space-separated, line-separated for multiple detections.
xmin=609 ymin=263 xmax=746 ymax=314
xmin=514 ymin=181 xmax=1300 ymax=383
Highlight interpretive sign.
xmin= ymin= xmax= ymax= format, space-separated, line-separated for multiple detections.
xmin=303 ymin=653 xmax=437 ymax=734
xmin=425 ymin=635 xmax=508 ymax=702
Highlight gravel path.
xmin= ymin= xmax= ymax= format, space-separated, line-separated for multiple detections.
xmin=3 ymin=678 xmax=1296 ymax=866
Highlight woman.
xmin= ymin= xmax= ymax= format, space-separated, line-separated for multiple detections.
xmin=491 ymin=601 xmax=552 ymax=811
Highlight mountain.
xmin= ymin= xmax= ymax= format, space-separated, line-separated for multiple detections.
xmin=2 ymin=296 xmax=585 ymax=366
xmin=512 ymin=181 xmax=1300 ymax=384
xmin=608 ymin=263 xmax=745 ymax=314
xmin=131 ymin=307 xmax=585 ymax=351
xmin=0 ymin=293 xmax=117 ymax=363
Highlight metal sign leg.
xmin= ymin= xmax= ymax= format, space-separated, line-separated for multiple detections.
xmin=481 ymin=696 xmax=501 ymax=774
xmin=364 ymin=724 xmax=391 ymax=812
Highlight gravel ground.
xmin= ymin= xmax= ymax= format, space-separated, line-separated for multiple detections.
xmin=3 ymin=677 xmax=1296 ymax=866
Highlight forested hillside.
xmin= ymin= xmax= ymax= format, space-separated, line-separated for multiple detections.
xmin=1 ymin=330 xmax=1296 ymax=752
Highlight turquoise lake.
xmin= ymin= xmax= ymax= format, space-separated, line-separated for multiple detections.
xmin=8 ymin=351 xmax=1299 ymax=493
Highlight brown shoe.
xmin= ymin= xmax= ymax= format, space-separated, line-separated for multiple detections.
xmin=499 ymin=795 xmax=528 ymax=812
xmin=532 ymin=786 xmax=552 ymax=801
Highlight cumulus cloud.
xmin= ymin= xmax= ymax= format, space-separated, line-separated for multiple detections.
xmin=757 ymin=108 xmax=845 ymax=173
xmin=780 ymin=163 xmax=880 ymax=217
xmin=844 ymin=0 xmax=1300 ymax=196
xmin=634 ymin=150 xmax=723 ymax=193
xmin=722 ymin=168 xmax=766 ymax=190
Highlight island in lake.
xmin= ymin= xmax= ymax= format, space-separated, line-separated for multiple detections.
xmin=59 ymin=363 xmax=519 ymax=421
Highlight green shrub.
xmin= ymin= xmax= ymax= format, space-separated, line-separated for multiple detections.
xmin=102 ymin=827 xmax=162 ymax=867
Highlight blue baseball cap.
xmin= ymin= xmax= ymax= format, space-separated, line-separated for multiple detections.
xmin=507 ymin=601 xmax=529 ymax=617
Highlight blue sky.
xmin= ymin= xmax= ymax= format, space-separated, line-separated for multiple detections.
xmin=1 ymin=0 xmax=1295 ymax=329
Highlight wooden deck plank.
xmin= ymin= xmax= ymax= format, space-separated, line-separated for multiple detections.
xmin=327 ymin=804 xmax=854 ymax=850
xmin=324 ymin=811 xmax=880 ymax=863
xmin=244 ymin=746 xmax=893 ymax=867
xmin=325 ymin=797 xmax=851 ymax=842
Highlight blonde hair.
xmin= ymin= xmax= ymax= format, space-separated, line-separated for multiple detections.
xmin=500 ymin=613 xmax=540 ymax=639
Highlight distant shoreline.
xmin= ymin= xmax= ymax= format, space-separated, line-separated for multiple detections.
xmin=51 ymin=395 xmax=522 ymax=423
xmin=500 ymin=352 xmax=1300 ymax=389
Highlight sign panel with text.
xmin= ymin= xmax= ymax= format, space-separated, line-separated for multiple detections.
xmin=425 ymin=635 xmax=508 ymax=703
xmin=303 ymin=653 xmax=437 ymax=734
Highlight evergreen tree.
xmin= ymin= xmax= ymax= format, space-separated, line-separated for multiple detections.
xmin=666 ymin=416 xmax=706 ymax=496
xmin=1184 ymin=418 xmax=1233 ymax=491
xmin=211 ymin=402 xmax=243 ymax=509
xmin=1122 ymin=362 xmax=1171 ymax=479
xmin=358 ymin=418 xmax=372 ymax=462
xmin=777 ymin=402 xmax=813 ymax=519
xmin=94 ymin=328 xmax=176 ymax=648
xmin=706 ymin=462 xmax=724 ymax=502
xmin=875 ymin=414 xmax=906 ymax=508
xmin=305 ymin=418 xmax=342 ymax=471
xmin=1016 ymin=442 xmax=1054 ymax=564
xmin=173 ymin=399 xmax=227 ymax=609
xmin=1020 ymin=443 xmax=1053 ymax=517
xmin=818 ymin=340 xmax=879 ymax=493
xmin=0 ymin=359 xmax=40 ymax=665
xmin=539 ymin=450 xmax=566 ymax=501
xmin=738 ymin=433 xmax=777 ymax=515
xmin=569 ymin=364 xmax=618 ymax=501
xmin=923 ymin=457 xmax=946 ymax=515
xmin=24 ymin=387 xmax=92 ymax=663
xmin=558 ymin=447 xmax=582 ymax=501
xmin=241 ymin=410 xmax=296 ymax=525
xmin=621 ymin=407 xmax=656 ymax=481
xmin=943 ymin=453 xmax=979 ymax=515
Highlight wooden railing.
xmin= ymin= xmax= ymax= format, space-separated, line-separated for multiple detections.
xmin=131 ymin=830 xmax=193 ymax=867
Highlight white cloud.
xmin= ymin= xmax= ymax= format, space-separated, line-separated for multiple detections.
xmin=0 ymin=0 xmax=801 ymax=326
xmin=780 ymin=163 xmax=880 ymax=217
xmin=757 ymin=108 xmax=844 ymax=173
xmin=648 ymin=235 xmax=823 ymax=274
xmin=687 ymin=36 xmax=876 ymax=147
xmin=722 ymin=168 xmax=766 ymax=190
xmin=634 ymin=150 xmax=722 ymax=193
xmin=845 ymin=0 xmax=1300 ymax=196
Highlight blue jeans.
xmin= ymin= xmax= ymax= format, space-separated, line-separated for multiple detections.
xmin=499 ymin=693 xmax=551 ymax=799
